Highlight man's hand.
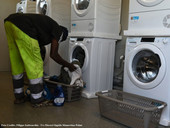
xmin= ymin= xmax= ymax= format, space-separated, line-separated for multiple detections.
xmin=50 ymin=39 xmax=76 ymax=71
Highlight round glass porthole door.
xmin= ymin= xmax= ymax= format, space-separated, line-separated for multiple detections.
xmin=137 ymin=0 xmax=164 ymax=7
xmin=132 ymin=50 xmax=161 ymax=83
xmin=71 ymin=45 xmax=88 ymax=72
xmin=75 ymin=0 xmax=90 ymax=10
xmin=73 ymin=0 xmax=92 ymax=16
xmin=72 ymin=46 xmax=85 ymax=68
xmin=37 ymin=0 xmax=48 ymax=15
xmin=127 ymin=44 xmax=166 ymax=89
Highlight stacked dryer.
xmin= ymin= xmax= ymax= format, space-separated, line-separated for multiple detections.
xmin=36 ymin=0 xmax=71 ymax=76
xmin=124 ymin=0 xmax=170 ymax=126
xmin=69 ymin=0 xmax=122 ymax=98
xmin=124 ymin=0 xmax=170 ymax=36
xmin=16 ymin=0 xmax=36 ymax=13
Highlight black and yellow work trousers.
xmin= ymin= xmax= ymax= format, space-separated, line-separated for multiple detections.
xmin=4 ymin=21 xmax=44 ymax=103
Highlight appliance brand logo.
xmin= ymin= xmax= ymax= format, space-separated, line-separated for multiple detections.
xmin=72 ymin=23 xmax=76 ymax=27
xmin=131 ymin=16 xmax=139 ymax=23
xmin=131 ymin=16 xmax=139 ymax=21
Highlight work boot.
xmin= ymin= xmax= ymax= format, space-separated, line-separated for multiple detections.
xmin=14 ymin=95 xmax=31 ymax=104
xmin=13 ymin=77 xmax=25 ymax=104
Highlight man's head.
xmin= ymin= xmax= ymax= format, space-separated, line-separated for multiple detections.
xmin=59 ymin=26 xmax=68 ymax=42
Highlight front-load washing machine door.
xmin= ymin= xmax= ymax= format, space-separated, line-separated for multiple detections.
xmin=37 ymin=0 xmax=49 ymax=15
xmin=70 ymin=43 xmax=89 ymax=72
xmin=137 ymin=0 xmax=164 ymax=7
xmin=126 ymin=43 xmax=166 ymax=89
xmin=73 ymin=0 xmax=93 ymax=16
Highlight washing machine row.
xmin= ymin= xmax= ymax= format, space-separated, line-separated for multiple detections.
xmin=69 ymin=0 xmax=122 ymax=39
xmin=16 ymin=0 xmax=119 ymax=98
xmin=124 ymin=0 xmax=170 ymax=36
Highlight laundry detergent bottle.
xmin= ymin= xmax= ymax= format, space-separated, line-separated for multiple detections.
xmin=43 ymin=84 xmax=53 ymax=100
xmin=53 ymin=85 xmax=65 ymax=106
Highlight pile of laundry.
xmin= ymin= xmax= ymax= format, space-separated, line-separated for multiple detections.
xmin=49 ymin=60 xmax=84 ymax=87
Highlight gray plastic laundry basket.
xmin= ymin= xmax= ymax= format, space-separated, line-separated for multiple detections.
xmin=44 ymin=79 xmax=83 ymax=102
xmin=96 ymin=90 xmax=167 ymax=128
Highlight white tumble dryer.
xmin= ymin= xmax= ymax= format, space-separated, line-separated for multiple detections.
xmin=69 ymin=37 xmax=116 ymax=98
xmin=69 ymin=0 xmax=122 ymax=39
xmin=16 ymin=0 xmax=36 ymax=13
xmin=125 ymin=0 xmax=170 ymax=36
xmin=129 ymin=0 xmax=170 ymax=13
xmin=36 ymin=0 xmax=71 ymax=76
xmin=123 ymin=37 xmax=170 ymax=126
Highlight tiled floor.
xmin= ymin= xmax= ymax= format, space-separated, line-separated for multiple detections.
xmin=0 ymin=72 xmax=169 ymax=128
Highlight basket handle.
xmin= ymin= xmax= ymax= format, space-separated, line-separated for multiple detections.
xmin=101 ymin=90 xmax=109 ymax=93
xmin=158 ymin=105 xmax=165 ymax=109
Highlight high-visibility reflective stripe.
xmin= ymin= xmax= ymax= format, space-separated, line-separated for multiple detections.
xmin=29 ymin=77 xmax=43 ymax=85
xmin=31 ymin=91 xmax=43 ymax=99
xmin=13 ymin=74 xmax=24 ymax=80
xmin=14 ymin=88 xmax=24 ymax=94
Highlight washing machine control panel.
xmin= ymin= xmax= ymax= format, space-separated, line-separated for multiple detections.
xmin=127 ymin=37 xmax=170 ymax=45
xmin=126 ymin=37 xmax=170 ymax=53
xmin=127 ymin=37 xmax=140 ymax=45
xmin=155 ymin=37 xmax=170 ymax=44
xmin=70 ymin=38 xmax=77 ymax=43
xmin=70 ymin=38 xmax=92 ymax=43
xmin=70 ymin=38 xmax=84 ymax=43
xmin=162 ymin=38 xmax=169 ymax=44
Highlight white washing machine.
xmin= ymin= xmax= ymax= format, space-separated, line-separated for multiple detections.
xmin=69 ymin=0 xmax=122 ymax=39
xmin=123 ymin=37 xmax=170 ymax=126
xmin=16 ymin=0 xmax=36 ymax=13
xmin=69 ymin=37 xmax=116 ymax=98
xmin=125 ymin=0 xmax=170 ymax=36
xmin=36 ymin=0 xmax=71 ymax=76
